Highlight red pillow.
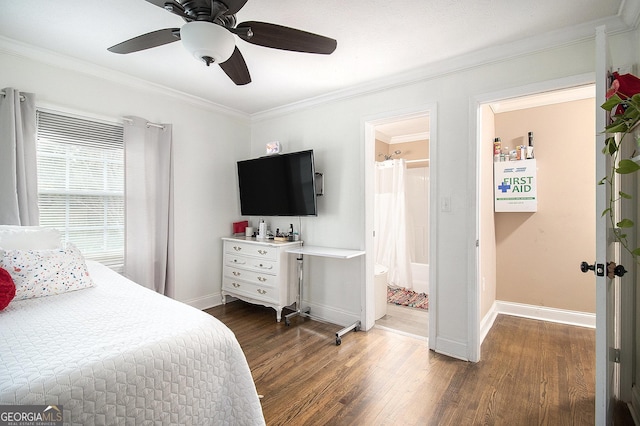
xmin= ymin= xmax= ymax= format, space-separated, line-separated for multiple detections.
xmin=0 ymin=267 xmax=16 ymax=310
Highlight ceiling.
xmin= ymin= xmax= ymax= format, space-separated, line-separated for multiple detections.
xmin=0 ymin=1 xmax=635 ymax=115
xmin=376 ymin=116 xmax=430 ymax=144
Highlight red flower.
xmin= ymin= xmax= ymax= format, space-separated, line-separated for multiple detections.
xmin=606 ymin=78 xmax=620 ymax=99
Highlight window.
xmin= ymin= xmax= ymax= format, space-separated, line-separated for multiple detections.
xmin=36 ymin=110 xmax=124 ymax=271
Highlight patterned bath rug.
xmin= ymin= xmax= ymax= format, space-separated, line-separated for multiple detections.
xmin=387 ymin=286 xmax=429 ymax=310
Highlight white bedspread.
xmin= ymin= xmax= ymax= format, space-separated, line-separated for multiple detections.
xmin=0 ymin=261 xmax=265 ymax=425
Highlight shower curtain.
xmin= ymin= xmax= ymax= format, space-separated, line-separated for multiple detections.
xmin=375 ymin=159 xmax=412 ymax=289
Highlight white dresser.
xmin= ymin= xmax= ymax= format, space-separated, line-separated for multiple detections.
xmin=221 ymin=237 xmax=301 ymax=322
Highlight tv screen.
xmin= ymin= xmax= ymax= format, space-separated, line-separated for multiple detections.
xmin=237 ymin=150 xmax=318 ymax=216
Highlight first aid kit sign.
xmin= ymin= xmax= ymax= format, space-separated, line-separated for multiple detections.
xmin=494 ymin=159 xmax=537 ymax=212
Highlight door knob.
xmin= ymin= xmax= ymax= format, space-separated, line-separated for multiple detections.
xmin=607 ymin=262 xmax=627 ymax=278
xmin=580 ymin=261 xmax=605 ymax=276
xmin=580 ymin=261 xmax=594 ymax=273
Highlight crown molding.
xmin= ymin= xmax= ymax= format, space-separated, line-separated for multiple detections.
xmin=620 ymin=0 xmax=640 ymax=28
xmin=0 ymin=36 xmax=250 ymax=122
xmin=389 ymin=132 xmax=430 ymax=144
xmin=251 ymin=13 xmax=637 ymax=121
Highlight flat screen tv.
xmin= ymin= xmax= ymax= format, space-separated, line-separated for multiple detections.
xmin=237 ymin=150 xmax=318 ymax=216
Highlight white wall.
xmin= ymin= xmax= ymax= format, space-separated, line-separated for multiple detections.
xmin=0 ymin=49 xmax=251 ymax=308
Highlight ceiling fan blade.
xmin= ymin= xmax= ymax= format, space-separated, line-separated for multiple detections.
xmin=219 ymin=47 xmax=251 ymax=85
xmin=108 ymin=28 xmax=181 ymax=54
xmin=221 ymin=0 xmax=248 ymax=15
xmin=236 ymin=21 xmax=337 ymax=54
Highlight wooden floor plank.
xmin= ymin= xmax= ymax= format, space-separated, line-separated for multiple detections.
xmin=205 ymin=301 xmax=600 ymax=425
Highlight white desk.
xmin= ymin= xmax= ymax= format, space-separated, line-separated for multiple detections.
xmin=286 ymin=245 xmax=365 ymax=259
xmin=285 ymin=245 xmax=365 ymax=345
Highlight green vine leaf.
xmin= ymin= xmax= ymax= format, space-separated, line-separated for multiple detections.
xmin=606 ymin=121 xmax=629 ymax=133
xmin=601 ymin=207 xmax=611 ymax=217
xmin=617 ymin=218 xmax=634 ymax=228
xmin=633 ymin=248 xmax=640 ymax=256
xmin=604 ymin=136 xmax=618 ymax=155
xmin=601 ymin=94 xmax=623 ymax=111
xmin=616 ymin=159 xmax=640 ymax=174
xmin=619 ymin=191 xmax=633 ymax=199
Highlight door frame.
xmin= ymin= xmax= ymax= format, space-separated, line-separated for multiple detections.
xmin=471 ymin=72 xmax=596 ymax=361
xmin=362 ymin=104 xmax=437 ymax=347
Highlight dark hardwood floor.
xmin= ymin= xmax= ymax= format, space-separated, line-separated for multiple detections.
xmin=206 ymin=301 xmax=604 ymax=425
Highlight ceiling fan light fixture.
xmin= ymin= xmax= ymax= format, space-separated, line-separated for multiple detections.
xmin=180 ymin=21 xmax=235 ymax=65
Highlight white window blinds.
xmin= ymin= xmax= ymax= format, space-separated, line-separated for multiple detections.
xmin=36 ymin=110 xmax=124 ymax=270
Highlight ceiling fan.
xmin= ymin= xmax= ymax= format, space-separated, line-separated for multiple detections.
xmin=108 ymin=0 xmax=337 ymax=85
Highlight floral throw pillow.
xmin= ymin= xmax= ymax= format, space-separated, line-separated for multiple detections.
xmin=0 ymin=243 xmax=94 ymax=300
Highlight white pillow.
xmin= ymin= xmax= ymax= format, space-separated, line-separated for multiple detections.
xmin=0 ymin=226 xmax=62 ymax=250
xmin=0 ymin=243 xmax=94 ymax=300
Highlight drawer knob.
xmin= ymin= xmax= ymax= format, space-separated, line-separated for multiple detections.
xmin=233 ymin=271 xmax=241 ymax=276
xmin=258 ymin=250 xmax=268 ymax=255
xmin=258 ymin=276 xmax=267 ymax=282
xmin=233 ymin=259 xmax=246 ymax=264
xmin=257 ymin=289 xmax=267 ymax=294
xmin=233 ymin=246 xmax=242 ymax=251
xmin=232 ymin=282 xmax=240 ymax=288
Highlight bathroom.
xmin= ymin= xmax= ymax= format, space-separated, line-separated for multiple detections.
xmin=373 ymin=115 xmax=430 ymax=338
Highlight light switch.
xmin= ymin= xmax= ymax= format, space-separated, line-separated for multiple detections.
xmin=441 ymin=196 xmax=451 ymax=212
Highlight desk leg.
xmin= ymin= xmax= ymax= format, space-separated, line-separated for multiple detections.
xmin=335 ymin=320 xmax=361 ymax=345
xmin=285 ymin=254 xmax=307 ymax=326
xmin=285 ymin=252 xmax=360 ymax=346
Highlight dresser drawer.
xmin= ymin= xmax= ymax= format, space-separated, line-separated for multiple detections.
xmin=224 ymin=255 xmax=277 ymax=274
xmin=224 ymin=241 xmax=277 ymax=261
xmin=222 ymin=277 xmax=278 ymax=304
xmin=223 ymin=265 xmax=278 ymax=289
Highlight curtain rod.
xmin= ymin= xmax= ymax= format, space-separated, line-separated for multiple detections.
xmin=0 ymin=91 xmax=26 ymax=101
xmin=122 ymin=117 xmax=165 ymax=129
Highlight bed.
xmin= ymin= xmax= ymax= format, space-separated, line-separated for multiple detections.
xmin=0 ymin=227 xmax=265 ymax=425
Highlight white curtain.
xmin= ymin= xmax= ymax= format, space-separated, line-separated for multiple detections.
xmin=123 ymin=116 xmax=174 ymax=296
xmin=0 ymin=88 xmax=39 ymax=225
xmin=374 ymin=159 xmax=412 ymax=289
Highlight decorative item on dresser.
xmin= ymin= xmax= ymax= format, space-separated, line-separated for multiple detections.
xmin=221 ymin=236 xmax=301 ymax=322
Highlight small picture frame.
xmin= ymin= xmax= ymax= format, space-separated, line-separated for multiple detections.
xmin=266 ymin=141 xmax=281 ymax=155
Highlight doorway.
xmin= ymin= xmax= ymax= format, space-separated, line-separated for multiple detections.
xmin=475 ymin=79 xmax=597 ymax=355
xmin=364 ymin=108 xmax=434 ymax=340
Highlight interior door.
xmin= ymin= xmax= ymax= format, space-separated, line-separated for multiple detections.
xmin=593 ymin=25 xmax=618 ymax=425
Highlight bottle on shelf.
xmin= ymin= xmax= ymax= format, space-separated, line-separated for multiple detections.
xmin=502 ymin=146 xmax=510 ymax=161
xmin=527 ymin=132 xmax=534 ymax=159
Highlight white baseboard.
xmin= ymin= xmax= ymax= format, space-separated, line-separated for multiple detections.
xmin=183 ymin=292 xmax=222 ymax=310
xmin=480 ymin=301 xmax=499 ymax=344
xmin=433 ymin=336 xmax=469 ymax=361
xmin=303 ymin=300 xmax=361 ymax=329
xmin=494 ymin=300 xmax=595 ymax=328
